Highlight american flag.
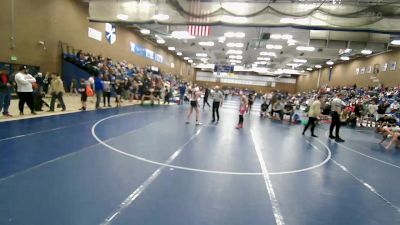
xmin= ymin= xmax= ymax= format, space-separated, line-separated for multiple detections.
xmin=188 ymin=0 xmax=210 ymax=36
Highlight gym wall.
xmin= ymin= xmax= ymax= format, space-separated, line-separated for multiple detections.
xmin=296 ymin=49 xmax=400 ymax=92
xmin=0 ymin=0 xmax=193 ymax=78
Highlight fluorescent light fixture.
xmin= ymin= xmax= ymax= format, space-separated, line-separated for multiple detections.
xmin=361 ymin=49 xmax=372 ymax=55
xmin=224 ymin=32 xmax=245 ymax=38
xmin=270 ymin=34 xmax=282 ymax=39
xmin=184 ymin=57 xmax=189 ymax=60
xmin=257 ymin=57 xmax=271 ymax=61
xmin=340 ymin=56 xmax=350 ymax=61
xmin=315 ymin=65 xmax=322 ymax=69
xmin=177 ymin=52 xmax=182 ymax=56
xmin=230 ymin=62 xmax=236 ymax=65
xmin=326 ymin=60 xmax=334 ymax=65
xmin=226 ymin=42 xmax=244 ymax=48
xmin=260 ymin=52 xmax=276 ymax=57
xmin=168 ymin=47 xmax=175 ymax=51
xmin=287 ymin=63 xmax=301 ymax=67
xmin=152 ymin=14 xmax=169 ymax=21
xmin=226 ymin=50 xmax=243 ymax=54
xmin=188 ymin=59 xmax=193 ymax=63
xmin=218 ymin=36 xmax=226 ymax=43
xmin=296 ymin=46 xmax=315 ymax=51
xmin=306 ymin=68 xmax=313 ymax=71
xmin=301 ymin=70 xmax=306 ymax=73
xmin=257 ymin=61 xmax=267 ymax=65
xmin=117 ymin=14 xmax=129 ymax=20
xmin=287 ymin=39 xmax=297 ymax=46
xmin=293 ymin=59 xmax=307 ymax=63
xmin=140 ymin=29 xmax=150 ymax=35
xmin=282 ymin=34 xmax=293 ymax=40
xmin=170 ymin=63 xmax=175 ymax=68
xmin=156 ymin=39 xmax=165 ymax=44
xmin=266 ymin=44 xmax=282 ymax=50
xmin=391 ymin=40 xmax=400 ymax=45
xmin=199 ymin=41 xmax=214 ymax=46
xmin=171 ymin=31 xmax=195 ymax=40
xmin=229 ymin=55 xmax=242 ymax=59
xmin=196 ymin=53 xmax=207 ymax=57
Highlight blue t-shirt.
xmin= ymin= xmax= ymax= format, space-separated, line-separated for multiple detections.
xmin=179 ymin=85 xmax=186 ymax=95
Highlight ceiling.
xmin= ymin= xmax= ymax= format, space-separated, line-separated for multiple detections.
xmin=85 ymin=0 xmax=400 ymax=75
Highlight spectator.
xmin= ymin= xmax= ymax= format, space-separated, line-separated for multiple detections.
xmin=48 ymin=73 xmax=66 ymax=112
xmin=94 ymin=74 xmax=104 ymax=109
xmin=78 ymin=78 xmax=87 ymax=111
xmin=283 ymin=99 xmax=295 ymax=123
xmin=102 ymin=75 xmax=111 ymax=107
xmin=303 ymin=95 xmax=324 ymax=137
xmin=0 ymin=70 xmax=12 ymax=117
xmin=15 ymin=66 xmax=36 ymax=115
xmin=179 ymin=83 xmax=186 ymax=105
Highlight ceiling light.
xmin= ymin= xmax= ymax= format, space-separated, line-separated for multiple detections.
xmin=306 ymin=68 xmax=313 ymax=71
xmin=266 ymin=44 xmax=282 ymax=50
xmin=260 ymin=52 xmax=276 ymax=57
xmin=218 ymin=36 xmax=226 ymax=43
xmin=156 ymin=39 xmax=165 ymax=44
xmin=199 ymin=41 xmax=214 ymax=46
xmin=296 ymin=46 xmax=315 ymax=51
xmin=152 ymin=14 xmax=169 ymax=21
xmin=270 ymin=34 xmax=282 ymax=39
xmin=226 ymin=50 xmax=243 ymax=54
xmin=230 ymin=62 xmax=236 ymax=65
xmin=340 ymin=56 xmax=350 ymax=61
xmin=257 ymin=57 xmax=271 ymax=61
xmin=326 ymin=60 xmax=334 ymax=65
xmin=168 ymin=47 xmax=175 ymax=51
xmin=117 ymin=14 xmax=129 ymax=21
xmin=287 ymin=39 xmax=297 ymax=46
xmin=293 ymin=59 xmax=307 ymax=63
xmin=287 ymin=63 xmax=301 ymax=67
xmin=224 ymin=32 xmax=245 ymax=38
xmin=391 ymin=40 xmax=400 ymax=45
xmin=140 ymin=29 xmax=150 ymax=35
xmin=188 ymin=59 xmax=193 ymax=63
xmin=226 ymin=42 xmax=244 ymax=48
xmin=184 ymin=57 xmax=189 ymax=60
xmin=196 ymin=53 xmax=207 ymax=57
xmin=177 ymin=52 xmax=182 ymax=56
xmin=361 ymin=49 xmax=372 ymax=55
xmin=315 ymin=65 xmax=322 ymax=69
xmin=281 ymin=34 xmax=293 ymax=40
xmin=171 ymin=31 xmax=195 ymax=40
xmin=280 ymin=18 xmax=309 ymax=25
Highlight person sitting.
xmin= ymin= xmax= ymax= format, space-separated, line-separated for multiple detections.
xmin=271 ymin=99 xmax=284 ymax=120
xmin=283 ymin=100 xmax=295 ymax=123
xmin=260 ymin=100 xmax=269 ymax=118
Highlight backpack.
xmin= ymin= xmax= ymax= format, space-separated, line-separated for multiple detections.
xmin=86 ymin=85 xmax=94 ymax=97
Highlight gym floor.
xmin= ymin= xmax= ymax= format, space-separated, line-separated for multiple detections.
xmin=0 ymin=98 xmax=400 ymax=225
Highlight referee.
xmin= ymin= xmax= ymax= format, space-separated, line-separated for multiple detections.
xmin=211 ymin=86 xmax=224 ymax=123
xmin=329 ymin=92 xmax=346 ymax=142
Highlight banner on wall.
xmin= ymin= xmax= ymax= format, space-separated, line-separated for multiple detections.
xmin=105 ymin=23 xmax=116 ymax=44
xmin=154 ymin=54 xmax=163 ymax=63
xmin=130 ymin=42 xmax=163 ymax=63
xmin=88 ymin=27 xmax=102 ymax=41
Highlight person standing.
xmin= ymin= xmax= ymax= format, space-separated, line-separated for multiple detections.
xmin=102 ymin=75 xmax=111 ymax=107
xmin=15 ymin=66 xmax=36 ymax=115
xmin=94 ymin=73 xmax=104 ymax=109
xmin=211 ymin=86 xmax=224 ymax=123
xmin=78 ymin=78 xmax=87 ymax=111
xmin=329 ymin=93 xmax=346 ymax=142
xmin=0 ymin=70 xmax=13 ymax=117
xmin=186 ymin=86 xmax=201 ymax=125
xmin=48 ymin=73 xmax=66 ymax=112
xmin=236 ymin=93 xmax=248 ymax=129
xmin=303 ymin=95 xmax=324 ymax=137
xmin=179 ymin=83 xmax=186 ymax=105
xmin=203 ymin=87 xmax=211 ymax=109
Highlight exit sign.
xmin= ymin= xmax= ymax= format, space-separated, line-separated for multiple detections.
xmin=11 ymin=56 xmax=17 ymax=61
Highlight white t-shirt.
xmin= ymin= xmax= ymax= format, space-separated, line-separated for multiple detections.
xmin=368 ymin=104 xmax=378 ymax=114
xmin=15 ymin=72 xmax=36 ymax=92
